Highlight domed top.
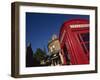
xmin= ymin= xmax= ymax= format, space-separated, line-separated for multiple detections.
xmin=52 ymin=34 xmax=58 ymax=40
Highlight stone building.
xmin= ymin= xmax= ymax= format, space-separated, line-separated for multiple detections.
xmin=48 ymin=34 xmax=63 ymax=66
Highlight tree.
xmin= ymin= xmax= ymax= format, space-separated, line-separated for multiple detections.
xmin=34 ymin=48 xmax=46 ymax=64
xmin=26 ymin=43 xmax=34 ymax=67
xmin=26 ymin=43 xmax=40 ymax=67
xmin=43 ymin=46 xmax=47 ymax=54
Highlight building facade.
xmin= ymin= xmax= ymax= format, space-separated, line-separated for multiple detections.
xmin=59 ymin=19 xmax=89 ymax=65
xmin=48 ymin=35 xmax=62 ymax=66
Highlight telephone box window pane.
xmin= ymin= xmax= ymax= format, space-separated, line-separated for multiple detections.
xmin=85 ymin=43 xmax=89 ymax=51
xmin=63 ymin=44 xmax=70 ymax=65
xmin=81 ymin=44 xmax=87 ymax=54
xmin=81 ymin=33 xmax=89 ymax=42
xmin=77 ymin=34 xmax=82 ymax=42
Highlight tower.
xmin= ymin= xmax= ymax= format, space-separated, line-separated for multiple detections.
xmin=48 ymin=34 xmax=63 ymax=66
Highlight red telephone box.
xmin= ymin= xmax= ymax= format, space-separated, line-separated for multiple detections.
xmin=59 ymin=19 xmax=89 ymax=65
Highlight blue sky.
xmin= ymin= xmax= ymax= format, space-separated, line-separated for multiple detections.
xmin=26 ymin=12 xmax=89 ymax=53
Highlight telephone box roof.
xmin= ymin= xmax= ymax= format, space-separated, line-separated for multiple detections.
xmin=59 ymin=19 xmax=89 ymax=38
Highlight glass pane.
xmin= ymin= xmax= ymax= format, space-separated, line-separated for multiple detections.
xmin=85 ymin=43 xmax=89 ymax=51
xmin=77 ymin=34 xmax=82 ymax=42
xmin=81 ymin=33 xmax=89 ymax=42
xmin=63 ymin=44 xmax=70 ymax=65
xmin=81 ymin=44 xmax=87 ymax=54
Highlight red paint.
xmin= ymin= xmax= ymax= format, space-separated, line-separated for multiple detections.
xmin=59 ymin=19 xmax=89 ymax=65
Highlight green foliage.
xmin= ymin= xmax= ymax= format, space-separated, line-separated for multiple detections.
xmin=34 ymin=48 xmax=46 ymax=62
